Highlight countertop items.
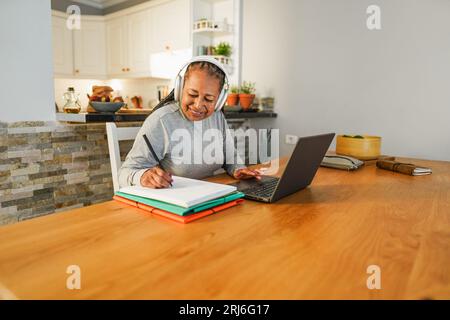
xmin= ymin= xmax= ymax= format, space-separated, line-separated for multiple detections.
xmin=130 ymin=96 xmax=143 ymax=109
xmin=89 ymin=102 xmax=124 ymax=113
xmin=87 ymin=86 xmax=124 ymax=113
xmin=62 ymin=87 xmax=81 ymax=114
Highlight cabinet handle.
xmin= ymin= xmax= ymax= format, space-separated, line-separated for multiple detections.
xmin=126 ymin=68 xmax=130 ymax=72
xmin=122 ymin=68 xmax=126 ymax=72
xmin=75 ymin=69 xmax=79 ymax=73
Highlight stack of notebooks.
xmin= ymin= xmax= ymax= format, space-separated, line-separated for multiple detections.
xmin=113 ymin=176 xmax=245 ymax=224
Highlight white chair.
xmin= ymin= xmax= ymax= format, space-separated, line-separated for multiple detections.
xmin=106 ymin=123 xmax=141 ymax=193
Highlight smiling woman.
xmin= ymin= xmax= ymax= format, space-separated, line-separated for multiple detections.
xmin=118 ymin=57 xmax=262 ymax=189
xmin=181 ymin=63 xmax=223 ymax=121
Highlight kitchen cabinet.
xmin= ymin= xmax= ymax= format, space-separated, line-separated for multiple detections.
xmin=127 ymin=10 xmax=151 ymax=75
xmin=52 ymin=15 xmax=73 ymax=77
xmin=52 ymin=0 xmax=194 ymax=79
xmin=147 ymin=0 xmax=192 ymax=79
xmin=73 ymin=18 xmax=107 ymax=78
xmin=52 ymin=13 xmax=107 ymax=78
xmin=106 ymin=16 xmax=127 ymax=75
xmin=150 ymin=0 xmax=191 ymax=53
xmin=106 ymin=10 xmax=151 ymax=77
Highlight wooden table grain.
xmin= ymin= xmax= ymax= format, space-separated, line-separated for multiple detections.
xmin=0 ymin=157 xmax=449 ymax=300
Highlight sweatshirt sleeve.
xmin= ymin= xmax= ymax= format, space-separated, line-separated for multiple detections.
xmin=118 ymin=115 xmax=169 ymax=188
xmin=221 ymin=114 xmax=246 ymax=176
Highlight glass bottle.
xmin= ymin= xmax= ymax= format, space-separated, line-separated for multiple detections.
xmin=63 ymin=87 xmax=81 ymax=114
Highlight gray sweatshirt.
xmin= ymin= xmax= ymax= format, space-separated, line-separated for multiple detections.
xmin=118 ymin=102 xmax=245 ymax=188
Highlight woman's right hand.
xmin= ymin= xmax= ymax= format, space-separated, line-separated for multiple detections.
xmin=140 ymin=167 xmax=173 ymax=189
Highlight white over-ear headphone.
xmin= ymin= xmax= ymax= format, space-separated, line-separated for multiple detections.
xmin=174 ymin=56 xmax=230 ymax=112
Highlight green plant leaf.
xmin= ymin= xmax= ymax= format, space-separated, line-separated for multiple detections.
xmin=240 ymin=81 xmax=256 ymax=94
xmin=230 ymin=85 xmax=240 ymax=94
xmin=215 ymin=42 xmax=232 ymax=57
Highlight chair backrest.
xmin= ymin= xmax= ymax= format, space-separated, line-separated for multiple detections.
xmin=106 ymin=123 xmax=140 ymax=193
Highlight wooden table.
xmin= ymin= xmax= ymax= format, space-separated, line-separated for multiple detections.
xmin=0 ymin=157 xmax=449 ymax=300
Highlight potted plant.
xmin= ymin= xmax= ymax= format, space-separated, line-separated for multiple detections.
xmin=239 ymin=81 xmax=256 ymax=110
xmin=215 ymin=42 xmax=232 ymax=57
xmin=227 ymin=85 xmax=240 ymax=106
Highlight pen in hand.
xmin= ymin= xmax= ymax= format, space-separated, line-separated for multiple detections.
xmin=142 ymin=134 xmax=173 ymax=187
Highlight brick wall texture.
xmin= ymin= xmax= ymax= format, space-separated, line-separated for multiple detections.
xmin=0 ymin=121 xmax=136 ymax=225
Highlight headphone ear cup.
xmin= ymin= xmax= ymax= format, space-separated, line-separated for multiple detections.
xmin=215 ymin=88 xmax=228 ymax=111
xmin=174 ymin=74 xmax=182 ymax=102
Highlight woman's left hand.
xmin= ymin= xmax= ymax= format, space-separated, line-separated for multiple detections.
xmin=233 ymin=168 xmax=263 ymax=180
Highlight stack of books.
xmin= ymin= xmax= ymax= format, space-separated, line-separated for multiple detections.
xmin=113 ymin=176 xmax=245 ymax=224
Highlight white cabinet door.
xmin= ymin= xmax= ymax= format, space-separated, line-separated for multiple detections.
xmin=73 ymin=19 xmax=107 ymax=78
xmin=107 ymin=10 xmax=152 ymax=77
xmin=52 ymin=16 xmax=73 ymax=76
xmin=106 ymin=17 xmax=127 ymax=76
xmin=150 ymin=0 xmax=191 ymax=53
xmin=127 ymin=10 xmax=151 ymax=75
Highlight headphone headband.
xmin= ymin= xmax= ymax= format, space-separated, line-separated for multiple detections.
xmin=177 ymin=56 xmax=230 ymax=83
xmin=174 ymin=56 xmax=230 ymax=111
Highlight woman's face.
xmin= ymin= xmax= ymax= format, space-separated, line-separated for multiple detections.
xmin=180 ymin=69 xmax=222 ymax=121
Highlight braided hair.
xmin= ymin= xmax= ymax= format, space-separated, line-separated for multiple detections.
xmin=184 ymin=61 xmax=226 ymax=89
xmin=151 ymin=61 xmax=226 ymax=113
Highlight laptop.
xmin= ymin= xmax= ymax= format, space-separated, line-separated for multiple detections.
xmin=231 ymin=133 xmax=335 ymax=203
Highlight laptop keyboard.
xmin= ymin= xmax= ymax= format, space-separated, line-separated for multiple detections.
xmin=243 ymin=177 xmax=279 ymax=198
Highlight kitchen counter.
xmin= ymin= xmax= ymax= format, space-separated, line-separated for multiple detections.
xmin=0 ymin=121 xmax=137 ymax=226
xmin=56 ymin=111 xmax=277 ymax=123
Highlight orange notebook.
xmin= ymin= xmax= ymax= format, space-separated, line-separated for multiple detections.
xmin=113 ymin=195 xmax=244 ymax=224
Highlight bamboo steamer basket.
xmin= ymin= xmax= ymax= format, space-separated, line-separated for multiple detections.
xmin=336 ymin=135 xmax=381 ymax=160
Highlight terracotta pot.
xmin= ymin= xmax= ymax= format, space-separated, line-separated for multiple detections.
xmin=239 ymin=94 xmax=255 ymax=110
xmin=227 ymin=93 xmax=239 ymax=106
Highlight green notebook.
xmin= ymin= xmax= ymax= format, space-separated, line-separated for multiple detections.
xmin=115 ymin=191 xmax=245 ymax=216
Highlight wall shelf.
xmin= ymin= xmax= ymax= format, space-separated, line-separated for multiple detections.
xmin=193 ymin=28 xmax=232 ymax=36
xmin=192 ymin=0 xmax=242 ymax=85
xmin=193 ymin=20 xmax=233 ymax=35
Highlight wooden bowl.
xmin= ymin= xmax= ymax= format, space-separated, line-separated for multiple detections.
xmin=336 ymin=135 xmax=381 ymax=160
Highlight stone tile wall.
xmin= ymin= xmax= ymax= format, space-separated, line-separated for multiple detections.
xmin=0 ymin=121 xmax=137 ymax=225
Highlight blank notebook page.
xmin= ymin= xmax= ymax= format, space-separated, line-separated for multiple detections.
xmin=118 ymin=176 xmax=237 ymax=208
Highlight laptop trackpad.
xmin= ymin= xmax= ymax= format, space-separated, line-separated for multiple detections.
xmin=230 ymin=176 xmax=279 ymax=192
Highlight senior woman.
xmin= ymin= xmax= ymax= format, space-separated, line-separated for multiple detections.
xmin=118 ymin=56 xmax=261 ymax=189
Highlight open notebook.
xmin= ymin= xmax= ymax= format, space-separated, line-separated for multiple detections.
xmin=118 ymin=176 xmax=237 ymax=208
